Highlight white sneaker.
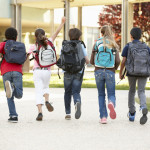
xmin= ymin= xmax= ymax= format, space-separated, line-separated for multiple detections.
xmin=5 ymin=80 xmax=12 ymax=98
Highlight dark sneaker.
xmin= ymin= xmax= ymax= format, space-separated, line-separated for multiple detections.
xmin=5 ymin=80 xmax=12 ymax=98
xmin=45 ymin=101 xmax=54 ymax=112
xmin=75 ymin=102 xmax=81 ymax=119
xmin=140 ymin=108 xmax=148 ymax=125
xmin=128 ymin=112 xmax=136 ymax=122
xmin=36 ymin=113 xmax=43 ymax=121
xmin=108 ymin=102 xmax=116 ymax=119
xmin=65 ymin=114 xmax=71 ymax=120
xmin=8 ymin=117 xmax=18 ymax=123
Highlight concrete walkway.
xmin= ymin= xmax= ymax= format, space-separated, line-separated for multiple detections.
xmin=0 ymin=88 xmax=150 ymax=150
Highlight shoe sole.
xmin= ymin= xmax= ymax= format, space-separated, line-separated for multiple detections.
xmin=65 ymin=116 xmax=71 ymax=120
xmin=100 ymin=121 xmax=107 ymax=124
xmin=5 ymin=81 xmax=12 ymax=98
xmin=8 ymin=120 xmax=18 ymax=123
xmin=108 ymin=103 xmax=116 ymax=119
xmin=46 ymin=102 xmax=54 ymax=112
xmin=75 ymin=102 xmax=81 ymax=119
xmin=36 ymin=116 xmax=43 ymax=121
xmin=140 ymin=108 xmax=148 ymax=125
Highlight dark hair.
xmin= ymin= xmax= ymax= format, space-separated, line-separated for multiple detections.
xmin=5 ymin=27 xmax=17 ymax=41
xmin=35 ymin=28 xmax=47 ymax=48
xmin=130 ymin=27 xmax=142 ymax=40
xmin=69 ymin=28 xmax=82 ymax=40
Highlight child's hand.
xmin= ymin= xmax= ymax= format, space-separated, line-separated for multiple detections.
xmin=119 ymin=72 xmax=125 ymax=80
xmin=61 ymin=17 xmax=66 ymax=24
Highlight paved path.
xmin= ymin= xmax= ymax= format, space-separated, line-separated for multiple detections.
xmin=0 ymin=88 xmax=150 ymax=150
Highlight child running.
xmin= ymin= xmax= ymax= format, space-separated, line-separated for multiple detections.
xmin=90 ymin=25 xmax=120 ymax=124
xmin=28 ymin=17 xmax=66 ymax=121
xmin=119 ymin=27 xmax=149 ymax=125
xmin=59 ymin=28 xmax=89 ymax=120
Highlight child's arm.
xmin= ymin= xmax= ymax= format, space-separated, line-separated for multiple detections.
xmin=90 ymin=44 xmax=96 ymax=65
xmin=119 ymin=57 xmax=126 ymax=79
xmin=51 ymin=17 xmax=66 ymax=42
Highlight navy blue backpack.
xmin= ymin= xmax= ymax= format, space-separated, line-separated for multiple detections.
xmin=4 ymin=40 xmax=26 ymax=64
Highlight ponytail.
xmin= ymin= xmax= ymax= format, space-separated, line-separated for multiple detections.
xmin=35 ymin=28 xmax=48 ymax=48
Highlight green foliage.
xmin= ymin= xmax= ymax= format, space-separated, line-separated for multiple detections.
xmin=0 ymin=72 xmax=150 ymax=90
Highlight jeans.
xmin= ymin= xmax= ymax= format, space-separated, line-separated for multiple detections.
xmin=3 ymin=71 xmax=23 ymax=117
xmin=128 ymin=76 xmax=147 ymax=113
xmin=95 ymin=69 xmax=116 ymax=119
xmin=64 ymin=72 xmax=83 ymax=114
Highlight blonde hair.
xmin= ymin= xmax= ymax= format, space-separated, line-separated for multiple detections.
xmin=100 ymin=25 xmax=119 ymax=51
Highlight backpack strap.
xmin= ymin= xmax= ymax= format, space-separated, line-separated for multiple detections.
xmin=80 ymin=41 xmax=86 ymax=48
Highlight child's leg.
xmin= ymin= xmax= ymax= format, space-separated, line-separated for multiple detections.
xmin=105 ymin=70 xmax=116 ymax=119
xmin=137 ymin=77 xmax=147 ymax=109
xmin=137 ymin=77 xmax=148 ymax=124
xmin=72 ymin=73 xmax=82 ymax=104
xmin=105 ymin=71 xmax=116 ymax=106
xmin=12 ymin=71 xmax=23 ymax=99
xmin=64 ymin=72 xmax=72 ymax=114
xmin=42 ymin=70 xmax=54 ymax=112
xmin=128 ymin=76 xmax=137 ymax=113
xmin=95 ymin=70 xmax=107 ymax=119
xmin=3 ymin=72 xmax=18 ymax=117
xmin=33 ymin=70 xmax=44 ymax=109
xmin=72 ymin=73 xmax=83 ymax=119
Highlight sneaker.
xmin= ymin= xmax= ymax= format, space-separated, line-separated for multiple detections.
xmin=8 ymin=116 xmax=18 ymax=123
xmin=128 ymin=112 xmax=136 ymax=122
xmin=108 ymin=102 xmax=116 ymax=119
xmin=75 ymin=102 xmax=81 ymax=119
xmin=45 ymin=101 xmax=54 ymax=112
xmin=36 ymin=113 xmax=43 ymax=121
xmin=140 ymin=108 xmax=148 ymax=125
xmin=65 ymin=114 xmax=71 ymax=120
xmin=5 ymin=80 xmax=13 ymax=98
xmin=100 ymin=118 xmax=107 ymax=124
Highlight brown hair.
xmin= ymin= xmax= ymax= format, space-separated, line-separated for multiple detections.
xmin=69 ymin=28 xmax=82 ymax=40
xmin=35 ymin=28 xmax=47 ymax=48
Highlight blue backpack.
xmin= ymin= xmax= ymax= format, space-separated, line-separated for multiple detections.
xmin=94 ymin=38 xmax=116 ymax=68
xmin=4 ymin=40 xmax=26 ymax=64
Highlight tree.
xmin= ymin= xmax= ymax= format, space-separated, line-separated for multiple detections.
xmin=98 ymin=3 xmax=150 ymax=48
xmin=134 ymin=3 xmax=150 ymax=43
xmin=98 ymin=5 xmax=122 ymax=48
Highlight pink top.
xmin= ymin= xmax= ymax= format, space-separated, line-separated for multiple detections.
xmin=28 ymin=38 xmax=53 ymax=70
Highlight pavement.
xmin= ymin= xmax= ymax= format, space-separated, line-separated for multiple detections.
xmin=0 ymin=88 xmax=150 ymax=150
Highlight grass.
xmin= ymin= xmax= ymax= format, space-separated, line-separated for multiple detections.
xmin=135 ymin=98 xmax=150 ymax=111
xmin=0 ymin=72 xmax=150 ymax=90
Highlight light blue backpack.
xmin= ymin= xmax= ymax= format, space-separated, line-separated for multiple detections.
xmin=94 ymin=38 xmax=116 ymax=68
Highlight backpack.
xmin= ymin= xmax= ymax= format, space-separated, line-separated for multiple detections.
xmin=56 ymin=40 xmax=86 ymax=74
xmin=125 ymin=41 xmax=150 ymax=77
xmin=94 ymin=38 xmax=116 ymax=68
xmin=4 ymin=40 xmax=26 ymax=64
xmin=34 ymin=40 xmax=57 ymax=68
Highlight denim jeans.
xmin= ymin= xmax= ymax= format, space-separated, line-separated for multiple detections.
xmin=95 ymin=69 xmax=116 ymax=119
xmin=64 ymin=72 xmax=83 ymax=114
xmin=3 ymin=71 xmax=23 ymax=117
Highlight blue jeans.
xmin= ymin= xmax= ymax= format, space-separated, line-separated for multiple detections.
xmin=95 ymin=69 xmax=116 ymax=119
xmin=64 ymin=72 xmax=83 ymax=114
xmin=3 ymin=71 xmax=23 ymax=117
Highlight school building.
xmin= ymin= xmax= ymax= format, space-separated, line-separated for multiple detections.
xmin=0 ymin=0 xmax=149 ymax=72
